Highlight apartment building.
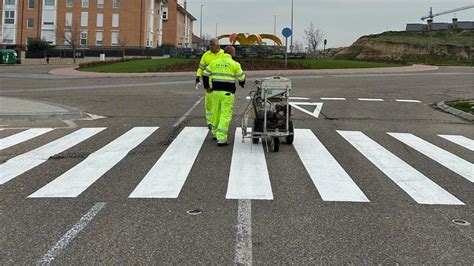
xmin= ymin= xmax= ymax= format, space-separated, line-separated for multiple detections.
xmin=162 ymin=0 xmax=194 ymax=48
xmin=1 ymin=0 xmax=195 ymax=50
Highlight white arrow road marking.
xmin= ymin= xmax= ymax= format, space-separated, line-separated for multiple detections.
xmin=289 ymin=102 xmax=324 ymax=118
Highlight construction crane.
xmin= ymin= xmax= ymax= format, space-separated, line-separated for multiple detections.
xmin=421 ymin=4 xmax=474 ymax=21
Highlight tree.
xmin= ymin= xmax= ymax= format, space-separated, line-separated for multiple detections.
xmin=27 ymin=37 xmax=51 ymax=52
xmin=57 ymin=23 xmax=82 ymax=63
xmin=304 ymin=22 xmax=324 ymax=56
xmin=117 ymin=31 xmax=129 ymax=58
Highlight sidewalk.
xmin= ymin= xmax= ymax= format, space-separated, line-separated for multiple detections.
xmin=49 ymin=64 xmax=439 ymax=78
xmin=0 ymin=97 xmax=82 ymax=120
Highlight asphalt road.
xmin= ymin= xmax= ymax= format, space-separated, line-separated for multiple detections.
xmin=0 ymin=65 xmax=473 ymax=264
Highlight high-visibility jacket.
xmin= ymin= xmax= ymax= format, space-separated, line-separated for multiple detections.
xmin=202 ymin=54 xmax=246 ymax=94
xmin=196 ymin=49 xmax=224 ymax=78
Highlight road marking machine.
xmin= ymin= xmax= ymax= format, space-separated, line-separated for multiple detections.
xmin=241 ymin=76 xmax=294 ymax=152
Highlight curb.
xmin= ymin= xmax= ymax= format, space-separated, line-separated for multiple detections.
xmin=434 ymin=101 xmax=474 ymax=122
xmin=0 ymin=97 xmax=84 ymax=120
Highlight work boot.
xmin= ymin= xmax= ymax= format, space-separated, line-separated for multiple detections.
xmin=207 ymin=124 xmax=212 ymax=130
xmin=211 ymin=134 xmax=217 ymax=140
xmin=217 ymin=139 xmax=228 ymax=147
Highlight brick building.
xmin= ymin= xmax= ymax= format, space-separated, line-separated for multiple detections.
xmin=162 ymin=0 xmax=194 ymax=47
xmin=0 ymin=0 xmax=195 ymax=50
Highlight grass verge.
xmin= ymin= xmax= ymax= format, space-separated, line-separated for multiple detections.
xmin=79 ymin=58 xmax=402 ymax=73
xmin=446 ymin=99 xmax=474 ymax=114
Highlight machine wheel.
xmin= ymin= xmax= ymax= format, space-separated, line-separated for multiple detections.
xmin=272 ymin=137 xmax=280 ymax=152
xmin=252 ymin=137 xmax=259 ymax=144
xmin=252 ymin=119 xmax=261 ymax=144
xmin=285 ymin=120 xmax=294 ymax=144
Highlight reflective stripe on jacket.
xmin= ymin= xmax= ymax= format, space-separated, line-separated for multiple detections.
xmin=196 ymin=49 xmax=224 ymax=78
xmin=202 ymin=54 xmax=246 ymax=93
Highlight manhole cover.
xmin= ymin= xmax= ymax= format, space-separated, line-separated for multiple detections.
xmin=186 ymin=209 xmax=202 ymax=215
xmin=452 ymin=219 xmax=470 ymax=226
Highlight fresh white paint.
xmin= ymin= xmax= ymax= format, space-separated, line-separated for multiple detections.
xmin=389 ymin=133 xmax=473 ymax=182
xmin=0 ymin=128 xmax=54 ymax=150
xmin=395 ymin=99 xmax=422 ymax=103
xmin=0 ymin=128 xmax=105 ymax=185
xmin=338 ymin=130 xmax=464 ymax=205
xmin=320 ymin=97 xmax=346 ymax=100
xmin=29 ymin=127 xmax=158 ymax=198
xmin=438 ymin=135 xmax=474 ymax=151
xmin=129 ymin=127 xmax=208 ymax=198
xmin=226 ymin=128 xmax=273 ymax=200
xmin=289 ymin=102 xmax=323 ymax=118
xmin=294 ymin=129 xmax=370 ymax=202
xmin=358 ymin=98 xmax=384 ymax=101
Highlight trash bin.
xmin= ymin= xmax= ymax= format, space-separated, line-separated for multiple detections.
xmin=0 ymin=49 xmax=18 ymax=64
xmin=100 ymin=53 xmax=105 ymax=61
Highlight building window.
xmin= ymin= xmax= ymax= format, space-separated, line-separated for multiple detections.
xmin=5 ymin=0 xmax=15 ymax=5
xmin=66 ymin=0 xmax=73 ymax=7
xmin=82 ymin=0 xmax=89 ymax=8
xmin=97 ymin=0 xmax=104 ymax=8
xmin=28 ymin=0 xmax=35 ymax=9
xmin=27 ymin=18 xmax=34 ymax=28
xmin=81 ymin=12 xmax=88 ymax=26
xmin=65 ymin=12 xmax=72 ymax=27
xmin=112 ymin=14 xmax=119 ymax=27
xmin=80 ymin=32 xmax=88 ymax=45
xmin=45 ymin=0 xmax=54 ymax=6
xmin=4 ymin=11 xmax=15 ymax=24
xmin=96 ymin=13 xmax=103 ymax=27
xmin=113 ymin=0 xmax=120 ymax=8
xmin=64 ymin=31 xmax=72 ymax=44
xmin=96 ymin=31 xmax=103 ymax=46
xmin=111 ymin=32 xmax=119 ymax=46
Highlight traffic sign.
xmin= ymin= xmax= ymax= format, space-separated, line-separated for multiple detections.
xmin=282 ymin=27 xmax=292 ymax=37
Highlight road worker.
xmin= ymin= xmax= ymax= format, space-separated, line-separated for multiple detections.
xmin=202 ymin=46 xmax=246 ymax=146
xmin=196 ymin=38 xmax=224 ymax=129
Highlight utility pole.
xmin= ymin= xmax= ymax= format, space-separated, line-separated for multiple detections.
xmin=274 ymin=15 xmax=277 ymax=45
xmin=215 ymin=23 xmax=218 ymax=37
xmin=200 ymin=4 xmax=204 ymax=48
xmin=290 ymin=0 xmax=294 ymax=53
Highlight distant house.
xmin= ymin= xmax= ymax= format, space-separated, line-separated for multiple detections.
xmin=431 ymin=23 xmax=450 ymax=30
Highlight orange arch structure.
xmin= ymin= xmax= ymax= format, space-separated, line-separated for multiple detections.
xmin=217 ymin=33 xmax=283 ymax=46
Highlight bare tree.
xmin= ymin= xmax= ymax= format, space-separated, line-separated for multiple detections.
xmin=57 ymin=23 xmax=81 ymax=63
xmin=303 ymin=22 xmax=324 ymax=56
xmin=117 ymin=32 xmax=129 ymax=58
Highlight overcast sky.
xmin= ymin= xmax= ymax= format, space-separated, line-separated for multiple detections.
xmin=183 ymin=0 xmax=474 ymax=48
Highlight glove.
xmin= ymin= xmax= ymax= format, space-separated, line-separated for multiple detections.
xmin=195 ymin=77 xmax=200 ymax=84
xmin=239 ymin=80 xmax=246 ymax=88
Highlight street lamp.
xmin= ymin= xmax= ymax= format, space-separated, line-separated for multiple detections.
xmin=273 ymin=15 xmax=277 ymax=45
xmin=200 ymin=4 xmax=204 ymax=48
xmin=290 ymin=0 xmax=294 ymax=53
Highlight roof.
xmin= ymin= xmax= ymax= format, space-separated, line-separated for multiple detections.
xmin=406 ymin=24 xmax=425 ymax=32
xmin=177 ymin=4 xmax=196 ymax=21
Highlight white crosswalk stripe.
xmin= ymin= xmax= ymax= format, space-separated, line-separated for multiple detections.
xmin=129 ymin=127 xmax=208 ymax=198
xmin=29 ymin=127 xmax=158 ymax=198
xmin=293 ymin=129 xmax=369 ymax=202
xmin=389 ymin=133 xmax=473 ymax=182
xmin=0 ymin=128 xmax=106 ymax=185
xmin=338 ymin=130 xmax=464 ymax=205
xmin=0 ymin=128 xmax=54 ymax=150
xmin=226 ymin=128 xmax=273 ymax=200
xmin=1 ymin=126 xmax=470 ymax=205
xmin=438 ymin=134 xmax=474 ymax=151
